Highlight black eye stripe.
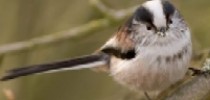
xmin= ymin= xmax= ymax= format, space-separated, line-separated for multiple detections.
xmin=162 ymin=1 xmax=175 ymax=21
xmin=134 ymin=6 xmax=154 ymax=26
xmin=101 ymin=47 xmax=136 ymax=59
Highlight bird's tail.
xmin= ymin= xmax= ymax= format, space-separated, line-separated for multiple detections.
xmin=1 ymin=53 xmax=110 ymax=81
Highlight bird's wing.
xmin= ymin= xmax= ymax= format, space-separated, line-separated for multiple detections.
xmin=100 ymin=17 xmax=136 ymax=60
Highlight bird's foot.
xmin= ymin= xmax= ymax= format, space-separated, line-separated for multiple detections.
xmin=189 ymin=67 xmax=210 ymax=76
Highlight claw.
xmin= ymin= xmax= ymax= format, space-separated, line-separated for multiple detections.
xmin=189 ymin=67 xmax=210 ymax=77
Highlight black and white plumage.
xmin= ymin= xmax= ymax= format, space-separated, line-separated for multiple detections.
xmin=101 ymin=0 xmax=192 ymax=92
xmin=1 ymin=0 xmax=192 ymax=97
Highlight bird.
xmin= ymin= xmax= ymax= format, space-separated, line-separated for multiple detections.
xmin=1 ymin=0 xmax=192 ymax=99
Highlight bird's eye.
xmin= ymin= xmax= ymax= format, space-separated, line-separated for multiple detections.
xmin=169 ymin=19 xmax=173 ymax=24
xmin=146 ymin=26 xmax=152 ymax=30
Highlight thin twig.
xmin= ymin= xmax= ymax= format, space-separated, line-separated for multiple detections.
xmin=0 ymin=19 xmax=110 ymax=55
xmin=90 ymin=0 xmax=138 ymax=20
xmin=0 ymin=0 xmax=137 ymax=55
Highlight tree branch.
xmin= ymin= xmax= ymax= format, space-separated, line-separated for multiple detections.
xmin=0 ymin=0 xmax=137 ymax=55
xmin=163 ymin=59 xmax=210 ymax=100
xmin=0 ymin=19 xmax=110 ymax=55
xmin=90 ymin=0 xmax=138 ymax=20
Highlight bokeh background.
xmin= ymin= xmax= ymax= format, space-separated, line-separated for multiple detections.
xmin=0 ymin=0 xmax=210 ymax=100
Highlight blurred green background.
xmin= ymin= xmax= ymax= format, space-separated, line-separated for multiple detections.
xmin=0 ymin=0 xmax=209 ymax=100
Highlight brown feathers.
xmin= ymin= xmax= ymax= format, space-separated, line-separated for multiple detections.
xmin=100 ymin=18 xmax=136 ymax=60
xmin=116 ymin=27 xmax=134 ymax=51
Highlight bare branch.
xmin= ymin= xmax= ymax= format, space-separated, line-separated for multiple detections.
xmin=90 ymin=0 xmax=138 ymax=20
xmin=163 ymin=59 xmax=210 ymax=100
xmin=0 ymin=0 xmax=137 ymax=55
xmin=0 ymin=19 xmax=110 ymax=55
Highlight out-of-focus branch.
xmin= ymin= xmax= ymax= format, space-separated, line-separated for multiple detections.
xmin=90 ymin=0 xmax=138 ymax=20
xmin=0 ymin=19 xmax=110 ymax=55
xmin=0 ymin=0 xmax=138 ymax=55
xmin=3 ymin=89 xmax=15 ymax=100
xmin=162 ymin=59 xmax=210 ymax=100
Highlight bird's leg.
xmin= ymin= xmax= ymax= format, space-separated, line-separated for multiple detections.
xmin=189 ymin=58 xmax=210 ymax=76
xmin=189 ymin=67 xmax=210 ymax=76
xmin=144 ymin=92 xmax=152 ymax=100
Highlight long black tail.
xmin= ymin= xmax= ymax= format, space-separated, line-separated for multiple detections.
xmin=1 ymin=53 xmax=110 ymax=81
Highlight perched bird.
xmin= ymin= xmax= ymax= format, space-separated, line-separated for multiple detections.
xmin=1 ymin=0 xmax=192 ymax=99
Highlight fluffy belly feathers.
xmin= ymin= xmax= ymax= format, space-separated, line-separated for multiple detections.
xmin=110 ymin=44 xmax=191 ymax=91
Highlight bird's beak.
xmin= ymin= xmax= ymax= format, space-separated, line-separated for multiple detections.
xmin=157 ymin=27 xmax=167 ymax=37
